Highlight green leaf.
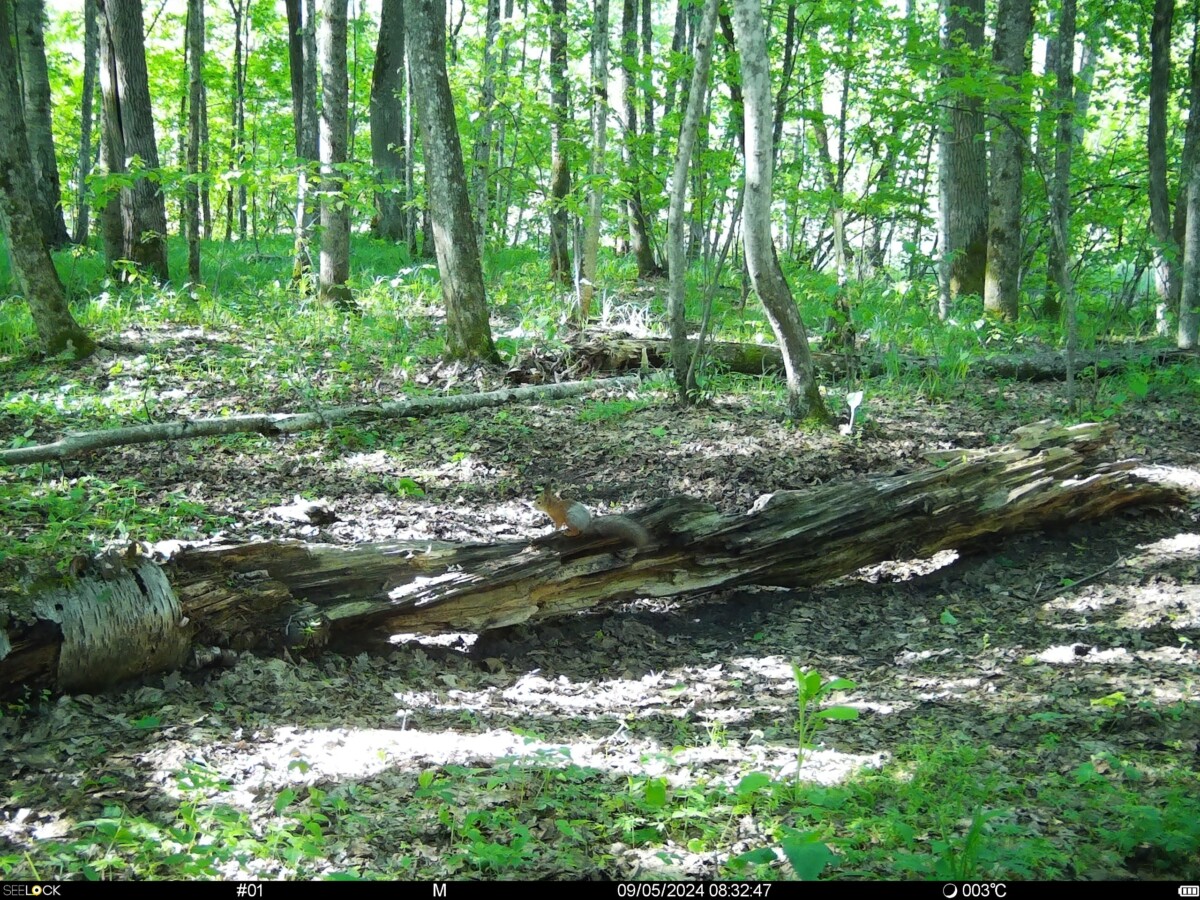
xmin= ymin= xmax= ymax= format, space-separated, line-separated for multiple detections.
xmin=780 ymin=835 xmax=834 ymax=880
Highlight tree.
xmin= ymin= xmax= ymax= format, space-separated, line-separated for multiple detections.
xmin=14 ymin=0 xmax=70 ymax=248
xmin=729 ymin=0 xmax=828 ymax=422
xmin=405 ymin=0 xmax=500 ymax=363
xmin=1149 ymin=0 xmax=1177 ymax=336
xmin=579 ymin=0 xmax=611 ymax=321
xmin=471 ymin=0 xmax=500 ymax=250
xmin=73 ymin=0 xmax=99 ymax=246
xmin=371 ymin=0 xmax=408 ymax=242
xmin=938 ymin=0 xmax=988 ymax=315
xmin=667 ymin=0 xmax=720 ymax=398
xmin=318 ymin=0 xmax=353 ymax=309
xmin=621 ymin=0 xmax=660 ymax=277
xmin=548 ymin=0 xmax=572 ymax=285
xmin=96 ymin=0 xmax=170 ymax=281
xmin=983 ymin=0 xmax=1032 ymax=322
xmin=226 ymin=0 xmax=249 ymax=241
xmin=0 ymin=0 xmax=94 ymax=357
xmin=185 ymin=0 xmax=204 ymax=282
xmin=285 ymin=0 xmax=319 ymax=282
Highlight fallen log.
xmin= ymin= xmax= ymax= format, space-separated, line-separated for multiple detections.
xmin=0 ymin=422 xmax=1183 ymax=697
xmin=575 ymin=332 xmax=1197 ymax=383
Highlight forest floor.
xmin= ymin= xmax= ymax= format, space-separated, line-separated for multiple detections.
xmin=2 ymin=322 xmax=1200 ymax=880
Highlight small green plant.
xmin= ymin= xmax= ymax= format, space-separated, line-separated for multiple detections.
xmin=790 ymin=664 xmax=859 ymax=774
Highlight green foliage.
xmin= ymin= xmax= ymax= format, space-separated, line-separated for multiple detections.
xmin=790 ymin=665 xmax=859 ymax=770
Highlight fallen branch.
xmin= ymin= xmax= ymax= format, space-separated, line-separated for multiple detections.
xmin=0 ymin=375 xmax=641 ymax=466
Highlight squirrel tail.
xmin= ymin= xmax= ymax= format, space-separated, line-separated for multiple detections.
xmin=588 ymin=515 xmax=651 ymax=548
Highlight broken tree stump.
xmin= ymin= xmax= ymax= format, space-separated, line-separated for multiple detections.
xmin=0 ymin=422 xmax=1184 ymax=697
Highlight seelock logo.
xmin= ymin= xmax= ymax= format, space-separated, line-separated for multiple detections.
xmin=3 ymin=887 xmax=63 ymax=896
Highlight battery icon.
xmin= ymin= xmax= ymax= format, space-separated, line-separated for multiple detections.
xmin=1179 ymin=887 xmax=1199 ymax=897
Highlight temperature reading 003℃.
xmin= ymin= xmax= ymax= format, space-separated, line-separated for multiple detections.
xmin=943 ymin=884 xmax=1007 ymax=899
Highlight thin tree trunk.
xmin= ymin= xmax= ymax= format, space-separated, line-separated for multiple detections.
xmin=1047 ymin=0 xmax=1078 ymax=406
xmin=548 ymin=0 xmax=572 ymax=285
xmin=668 ymin=0 xmax=720 ymax=400
xmin=471 ymin=0 xmax=499 ymax=251
xmin=730 ymin=0 xmax=828 ymax=422
xmin=186 ymin=0 xmax=204 ymax=282
xmin=287 ymin=0 xmax=319 ymax=282
xmin=580 ymin=0 xmax=611 ymax=321
xmin=73 ymin=0 xmax=99 ymax=245
xmin=318 ymin=0 xmax=353 ymax=309
xmin=622 ymin=0 xmax=660 ymax=277
xmin=1149 ymin=0 xmax=1177 ymax=336
xmin=1180 ymin=7 xmax=1200 ymax=347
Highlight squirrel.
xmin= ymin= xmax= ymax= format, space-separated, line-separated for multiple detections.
xmin=535 ymin=487 xmax=650 ymax=549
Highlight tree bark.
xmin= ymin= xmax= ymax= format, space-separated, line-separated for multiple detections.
xmin=621 ymin=0 xmax=660 ymax=277
xmin=579 ymin=0 xmax=611 ymax=321
xmin=96 ymin=0 xmax=170 ymax=282
xmin=226 ymin=0 xmax=248 ymax=241
xmin=0 ymin=0 xmax=94 ymax=357
xmin=371 ymin=0 xmax=408 ymax=242
xmin=186 ymin=0 xmax=204 ymax=283
xmin=73 ymin=0 xmax=99 ymax=245
xmin=318 ymin=0 xmax=353 ymax=309
xmin=404 ymin=0 xmax=500 ymax=363
xmin=548 ymin=0 xmax=572 ymax=285
xmin=983 ymin=0 xmax=1032 ymax=322
xmin=1149 ymin=0 xmax=1177 ymax=336
xmin=667 ymin=0 xmax=720 ymax=399
xmin=14 ymin=0 xmax=71 ymax=249
xmin=471 ymin=0 xmax=500 ymax=251
xmin=937 ymin=0 xmax=988 ymax=315
xmin=2 ymin=423 xmax=1182 ymax=697
xmin=729 ymin=0 xmax=828 ymax=422
xmin=286 ymin=0 xmax=319 ymax=283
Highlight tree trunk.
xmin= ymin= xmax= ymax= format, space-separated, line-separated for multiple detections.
xmin=371 ymin=0 xmax=407 ymax=242
xmin=667 ymin=0 xmax=720 ymax=400
xmin=471 ymin=0 xmax=500 ymax=251
xmin=983 ymin=0 xmax=1032 ymax=322
xmin=1179 ymin=150 xmax=1200 ymax=348
xmin=2 ymin=423 xmax=1182 ymax=697
xmin=318 ymin=0 xmax=353 ymax=309
xmin=1149 ymin=0 xmax=1177 ymax=336
xmin=186 ymin=0 xmax=204 ymax=283
xmin=729 ymin=0 xmax=828 ymax=422
xmin=0 ymin=0 xmax=94 ymax=358
xmin=579 ymin=0 xmax=611 ymax=321
xmin=227 ymin=0 xmax=248 ymax=241
xmin=96 ymin=0 xmax=170 ymax=282
xmin=405 ymin=0 xmax=500 ymax=363
xmin=14 ymin=0 xmax=71 ymax=249
xmin=73 ymin=0 xmax=99 ymax=246
xmin=937 ymin=0 xmax=988 ymax=315
xmin=286 ymin=0 xmax=319 ymax=283
xmin=1047 ymin=0 xmax=1080 ymax=406
xmin=548 ymin=0 xmax=572 ymax=285
xmin=621 ymin=0 xmax=660 ymax=277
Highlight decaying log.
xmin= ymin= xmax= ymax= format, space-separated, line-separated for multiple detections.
xmin=0 ymin=422 xmax=1184 ymax=697
xmin=0 ymin=375 xmax=640 ymax=467
xmin=576 ymin=332 xmax=1197 ymax=383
